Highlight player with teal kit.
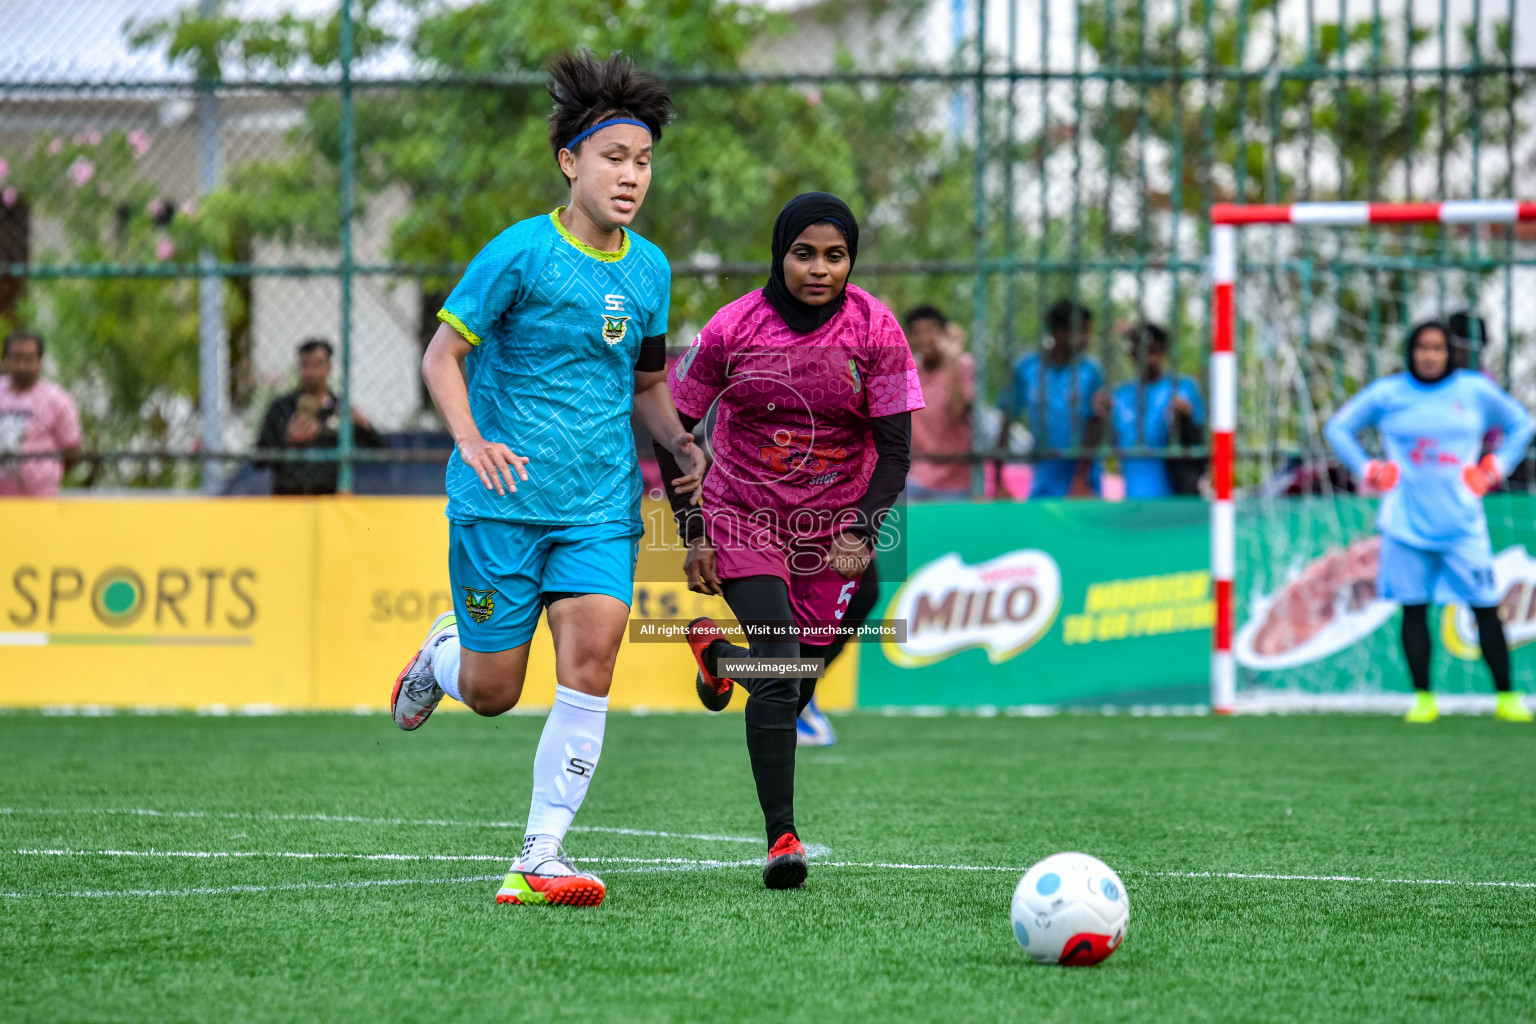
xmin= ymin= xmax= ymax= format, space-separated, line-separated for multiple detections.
xmin=388 ymin=52 xmax=704 ymax=907
xmin=1325 ymin=319 xmax=1535 ymax=723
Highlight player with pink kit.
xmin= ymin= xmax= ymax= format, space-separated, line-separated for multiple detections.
xmin=655 ymin=192 xmax=924 ymax=889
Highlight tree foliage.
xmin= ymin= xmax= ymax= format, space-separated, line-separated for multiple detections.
xmin=5 ymin=0 xmax=1523 ymax=483
xmin=132 ymin=0 xmax=967 ymax=330
xmin=3 ymin=130 xmax=208 ymax=484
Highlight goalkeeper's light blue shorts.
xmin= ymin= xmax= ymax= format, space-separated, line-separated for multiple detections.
xmin=1377 ymin=533 xmax=1499 ymax=608
xmin=448 ymin=518 xmax=639 ymax=652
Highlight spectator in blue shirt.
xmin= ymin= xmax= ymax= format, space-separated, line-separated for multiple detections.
xmin=1101 ymin=322 xmax=1205 ymax=499
xmin=998 ymin=298 xmax=1103 ymax=498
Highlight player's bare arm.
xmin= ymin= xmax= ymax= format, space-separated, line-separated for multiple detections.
xmin=420 ymin=321 xmax=530 ymax=496
xmin=826 ymin=530 xmax=871 ymax=580
xmin=633 ymin=368 xmax=705 ymax=500
xmin=684 ymin=538 xmax=722 ymax=596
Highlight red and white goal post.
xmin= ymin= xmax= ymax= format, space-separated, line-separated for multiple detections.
xmin=1209 ymin=200 xmax=1536 ymax=714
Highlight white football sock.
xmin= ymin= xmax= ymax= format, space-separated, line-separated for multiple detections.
xmin=521 ymin=685 xmax=608 ymax=860
xmin=429 ymin=634 xmax=462 ymax=702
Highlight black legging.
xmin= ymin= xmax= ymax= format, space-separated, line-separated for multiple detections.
xmin=703 ymin=567 xmax=880 ymax=843
xmin=1401 ymin=603 xmax=1511 ymax=693
xmin=705 ymin=561 xmax=881 ymax=710
xmin=709 ymin=575 xmax=806 ymax=844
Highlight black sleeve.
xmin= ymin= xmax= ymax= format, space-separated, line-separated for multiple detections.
xmin=254 ymin=397 xmax=290 ymax=470
xmin=354 ymin=419 xmax=387 ymax=449
xmin=653 ymin=412 xmax=706 ymax=544
xmin=848 ymin=412 xmax=912 ymax=544
xmin=1166 ymin=402 xmax=1207 ymax=496
xmin=634 ymin=334 xmax=667 ymax=373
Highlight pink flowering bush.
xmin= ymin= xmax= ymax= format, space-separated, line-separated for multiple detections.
xmin=3 ymin=131 xmax=207 ymax=258
xmin=67 ymin=158 xmax=95 ymax=187
xmin=0 ymin=129 xmax=213 ymax=476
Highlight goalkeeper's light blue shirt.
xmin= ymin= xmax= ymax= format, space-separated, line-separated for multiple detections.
xmin=1324 ymin=370 xmax=1534 ymax=550
xmin=437 ymin=209 xmax=670 ymax=526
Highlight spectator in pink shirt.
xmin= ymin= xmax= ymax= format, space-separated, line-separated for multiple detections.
xmin=904 ymin=305 xmax=974 ymax=500
xmin=0 ymin=330 xmax=81 ymax=496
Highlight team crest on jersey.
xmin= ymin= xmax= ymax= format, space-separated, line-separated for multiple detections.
xmin=462 ymin=587 xmax=497 ymax=624
xmin=601 ymin=315 xmax=630 ymax=345
xmin=848 ymin=358 xmax=862 ymax=395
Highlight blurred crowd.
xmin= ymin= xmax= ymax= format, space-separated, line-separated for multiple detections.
xmin=0 ymin=330 xmax=79 ymax=496
xmin=901 ymin=297 xmax=1207 ymax=503
xmin=0 ymin=303 xmax=1510 ymax=501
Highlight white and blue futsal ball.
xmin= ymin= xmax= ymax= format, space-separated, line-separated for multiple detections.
xmin=1011 ymin=852 xmax=1129 ymax=966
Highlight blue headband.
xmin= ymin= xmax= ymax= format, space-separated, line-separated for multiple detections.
xmin=564 ymin=118 xmax=652 ymax=152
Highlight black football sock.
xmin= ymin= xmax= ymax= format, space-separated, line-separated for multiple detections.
xmin=1473 ymin=605 xmax=1513 ymax=693
xmin=795 ymin=675 xmax=819 ymax=717
xmin=720 ymin=575 xmax=805 ymax=843
xmin=1401 ymin=604 xmax=1432 ymax=692
xmin=744 ymin=695 xmax=799 ymax=844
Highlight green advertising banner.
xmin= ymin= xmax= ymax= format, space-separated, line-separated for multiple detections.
xmin=859 ymin=500 xmax=1211 ymax=707
xmin=858 ymin=495 xmax=1536 ymax=709
xmin=1233 ymin=493 xmax=1536 ymax=701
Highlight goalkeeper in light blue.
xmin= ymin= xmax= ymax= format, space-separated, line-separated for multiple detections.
xmin=387 ymin=52 xmax=705 ymax=907
xmin=1325 ymin=319 xmax=1535 ymax=723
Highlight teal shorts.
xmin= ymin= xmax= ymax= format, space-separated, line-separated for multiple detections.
xmin=449 ymin=518 xmax=639 ymax=652
xmin=1377 ymin=533 xmax=1499 ymax=608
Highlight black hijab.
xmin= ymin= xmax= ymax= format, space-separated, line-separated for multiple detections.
xmin=763 ymin=192 xmax=860 ymax=334
xmin=1405 ymin=319 xmax=1454 ymax=385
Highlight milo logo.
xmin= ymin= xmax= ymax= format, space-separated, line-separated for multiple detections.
xmin=1442 ymin=546 xmax=1536 ymax=658
xmin=883 ymin=550 xmax=1062 ymax=667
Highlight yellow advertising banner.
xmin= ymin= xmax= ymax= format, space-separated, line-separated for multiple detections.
xmin=0 ymin=498 xmax=317 ymax=707
xmin=0 ymin=497 xmax=855 ymax=711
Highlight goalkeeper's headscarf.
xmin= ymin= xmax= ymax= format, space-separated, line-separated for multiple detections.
xmin=1406 ymin=319 xmax=1455 ymax=385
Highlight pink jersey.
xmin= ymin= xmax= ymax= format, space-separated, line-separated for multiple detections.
xmin=669 ymin=284 xmax=924 ymax=542
xmin=0 ymin=377 xmax=80 ymax=496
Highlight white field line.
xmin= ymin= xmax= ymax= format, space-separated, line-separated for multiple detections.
xmin=9 ymin=848 xmax=1536 ymax=891
xmin=2 ymin=874 xmax=504 ymax=899
xmin=816 ymin=860 xmax=1021 ymax=872
xmin=0 ymin=807 xmax=761 ymax=845
xmin=17 ymin=848 xmax=507 ymax=863
xmin=0 ymin=864 xmax=757 ymax=899
xmin=1150 ymin=870 xmax=1536 ymax=889
xmin=13 ymin=849 xmax=766 ymax=868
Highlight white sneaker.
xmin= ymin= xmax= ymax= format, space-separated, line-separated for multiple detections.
xmin=796 ymin=698 xmax=836 ymax=747
xmin=390 ymin=611 xmax=456 ymax=731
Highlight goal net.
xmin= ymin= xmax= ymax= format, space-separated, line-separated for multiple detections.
xmin=1211 ymin=202 xmax=1536 ymax=713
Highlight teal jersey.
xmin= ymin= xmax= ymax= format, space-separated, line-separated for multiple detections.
xmin=438 ymin=209 xmax=670 ymax=526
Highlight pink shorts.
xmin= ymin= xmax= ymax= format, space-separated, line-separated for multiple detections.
xmin=712 ymin=529 xmax=862 ymax=647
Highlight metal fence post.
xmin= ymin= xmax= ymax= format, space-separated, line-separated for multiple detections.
xmin=969 ymin=0 xmax=989 ymax=496
xmin=197 ymin=0 xmax=224 ymax=494
xmin=337 ymin=0 xmax=357 ymax=495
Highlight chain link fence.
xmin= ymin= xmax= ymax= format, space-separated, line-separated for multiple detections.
xmin=1 ymin=0 xmax=1532 ymax=493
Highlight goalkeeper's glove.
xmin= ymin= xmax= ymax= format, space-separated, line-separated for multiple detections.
xmin=1362 ymin=459 xmax=1400 ymax=492
xmin=1462 ymin=454 xmax=1502 ymax=497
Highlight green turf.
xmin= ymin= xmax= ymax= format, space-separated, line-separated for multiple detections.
xmin=2 ymin=711 xmax=1534 ymax=1023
